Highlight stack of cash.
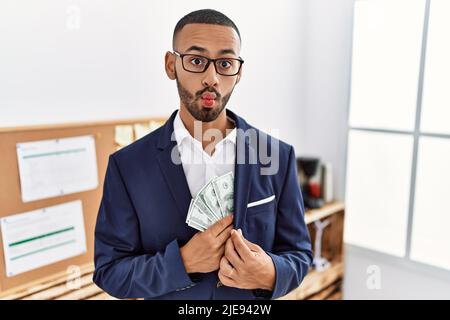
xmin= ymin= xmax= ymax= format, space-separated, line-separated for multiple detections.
xmin=186 ymin=171 xmax=234 ymax=232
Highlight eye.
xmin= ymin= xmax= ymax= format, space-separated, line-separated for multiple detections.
xmin=218 ymin=60 xmax=232 ymax=69
xmin=189 ymin=56 xmax=205 ymax=66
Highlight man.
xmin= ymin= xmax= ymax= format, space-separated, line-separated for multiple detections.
xmin=93 ymin=9 xmax=312 ymax=300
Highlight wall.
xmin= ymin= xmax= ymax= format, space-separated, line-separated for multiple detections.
xmin=0 ymin=0 xmax=306 ymax=153
xmin=297 ymin=0 xmax=355 ymax=201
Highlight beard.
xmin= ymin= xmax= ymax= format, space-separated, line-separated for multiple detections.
xmin=175 ymin=70 xmax=234 ymax=123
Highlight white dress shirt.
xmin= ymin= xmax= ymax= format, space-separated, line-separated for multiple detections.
xmin=173 ymin=110 xmax=236 ymax=197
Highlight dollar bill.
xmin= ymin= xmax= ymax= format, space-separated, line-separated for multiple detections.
xmin=212 ymin=172 xmax=234 ymax=217
xmin=186 ymin=202 xmax=214 ymax=230
xmin=187 ymin=218 xmax=207 ymax=232
xmin=186 ymin=199 xmax=194 ymax=223
xmin=186 ymin=171 xmax=234 ymax=231
xmin=197 ymin=177 xmax=223 ymax=220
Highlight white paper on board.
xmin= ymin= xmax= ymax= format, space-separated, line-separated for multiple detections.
xmin=16 ymin=135 xmax=98 ymax=202
xmin=0 ymin=200 xmax=87 ymax=277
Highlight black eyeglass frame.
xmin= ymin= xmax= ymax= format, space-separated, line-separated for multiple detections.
xmin=173 ymin=51 xmax=244 ymax=76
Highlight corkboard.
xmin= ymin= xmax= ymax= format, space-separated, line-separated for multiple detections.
xmin=0 ymin=117 xmax=167 ymax=294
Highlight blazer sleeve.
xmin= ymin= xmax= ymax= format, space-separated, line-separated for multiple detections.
xmin=261 ymin=146 xmax=313 ymax=299
xmin=92 ymin=155 xmax=195 ymax=299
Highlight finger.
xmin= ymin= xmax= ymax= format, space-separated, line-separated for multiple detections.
xmin=216 ymin=224 xmax=234 ymax=245
xmin=218 ymin=270 xmax=236 ymax=287
xmin=219 ymin=256 xmax=235 ymax=278
xmin=225 ymin=237 xmax=243 ymax=268
xmin=243 ymin=238 xmax=260 ymax=252
xmin=236 ymin=229 xmax=258 ymax=251
xmin=209 ymin=214 xmax=234 ymax=237
xmin=233 ymin=230 xmax=258 ymax=251
xmin=231 ymin=229 xmax=253 ymax=261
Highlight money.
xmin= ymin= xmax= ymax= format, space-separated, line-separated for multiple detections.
xmin=186 ymin=201 xmax=213 ymax=230
xmin=197 ymin=177 xmax=223 ymax=219
xmin=212 ymin=172 xmax=234 ymax=217
xmin=186 ymin=171 xmax=234 ymax=231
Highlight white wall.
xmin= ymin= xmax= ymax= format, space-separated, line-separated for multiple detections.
xmin=297 ymin=0 xmax=355 ymax=201
xmin=0 ymin=1 xmax=170 ymax=124
xmin=0 ymin=0 xmax=306 ymax=153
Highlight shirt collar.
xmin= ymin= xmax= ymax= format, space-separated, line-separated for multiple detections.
xmin=173 ymin=110 xmax=192 ymax=147
xmin=174 ymin=110 xmax=237 ymax=148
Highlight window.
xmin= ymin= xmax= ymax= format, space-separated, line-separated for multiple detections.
xmin=348 ymin=0 xmax=424 ymax=131
xmin=411 ymin=137 xmax=450 ymax=270
xmin=420 ymin=0 xmax=450 ymax=134
xmin=344 ymin=131 xmax=413 ymax=256
xmin=345 ymin=0 xmax=450 ymax=271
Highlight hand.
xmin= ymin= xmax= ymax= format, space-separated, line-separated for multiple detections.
xmin=218 ymin=229 xmax=276 ymax=291
xmin=180 ymin=214 xmax=234 ymax=274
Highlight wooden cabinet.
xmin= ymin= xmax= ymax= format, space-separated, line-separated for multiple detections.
xmin=279 ymin=202 xmax=345 ymax=300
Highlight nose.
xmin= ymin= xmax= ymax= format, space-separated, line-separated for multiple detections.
xmin=201 ymin=62 xmax=219 ymax=88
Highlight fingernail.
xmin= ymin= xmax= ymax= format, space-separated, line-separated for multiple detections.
xmin=238 ymin=229 xmax=242 ymax=235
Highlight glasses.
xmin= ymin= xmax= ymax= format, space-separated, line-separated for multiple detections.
xmin=173 ymin=51 xmax=244 ymax=76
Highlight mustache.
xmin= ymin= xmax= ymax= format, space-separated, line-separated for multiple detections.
xmin=195 ymin=87 xmax=221 ymax=99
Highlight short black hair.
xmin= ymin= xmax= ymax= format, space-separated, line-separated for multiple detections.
xmin=172 ymin=9 xmax=241 ymax=50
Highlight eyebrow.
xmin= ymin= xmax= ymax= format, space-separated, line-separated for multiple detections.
xmin=185 ymin=45 xmax=237 ymax=56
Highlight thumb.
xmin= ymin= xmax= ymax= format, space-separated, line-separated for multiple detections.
xmin=236 ymin=229 xmax=259 ymax=252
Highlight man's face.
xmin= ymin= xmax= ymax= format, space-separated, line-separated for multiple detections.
xmin=166 ymin=23 xmax=242 ymax=122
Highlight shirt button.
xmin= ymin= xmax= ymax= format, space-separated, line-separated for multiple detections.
xmin=216 ymin=281 xmax=223 ymax=288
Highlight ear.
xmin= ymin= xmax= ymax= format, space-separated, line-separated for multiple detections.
xmin=165 ymin=51 xmax=176 ymax=80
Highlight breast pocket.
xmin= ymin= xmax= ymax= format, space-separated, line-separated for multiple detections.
xmin=245 ymin=195 xmax=276 ymax=250
xmin=246 ymin=194 xmax=276 ymax=216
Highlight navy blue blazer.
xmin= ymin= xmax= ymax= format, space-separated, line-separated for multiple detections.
xmin=93 ymin=109 xmax=312 ymax=300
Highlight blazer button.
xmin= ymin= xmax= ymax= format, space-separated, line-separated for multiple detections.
xmin=216 ymin=281 xmax=223 ymax=288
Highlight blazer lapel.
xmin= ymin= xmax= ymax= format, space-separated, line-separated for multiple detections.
xmin=156 ymin=110 xmax=192 ymax=220
xmin=155 ymin=108 xmax=257 ymax=229
xmin=227 ymin=109 xmax=256 ymax=230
